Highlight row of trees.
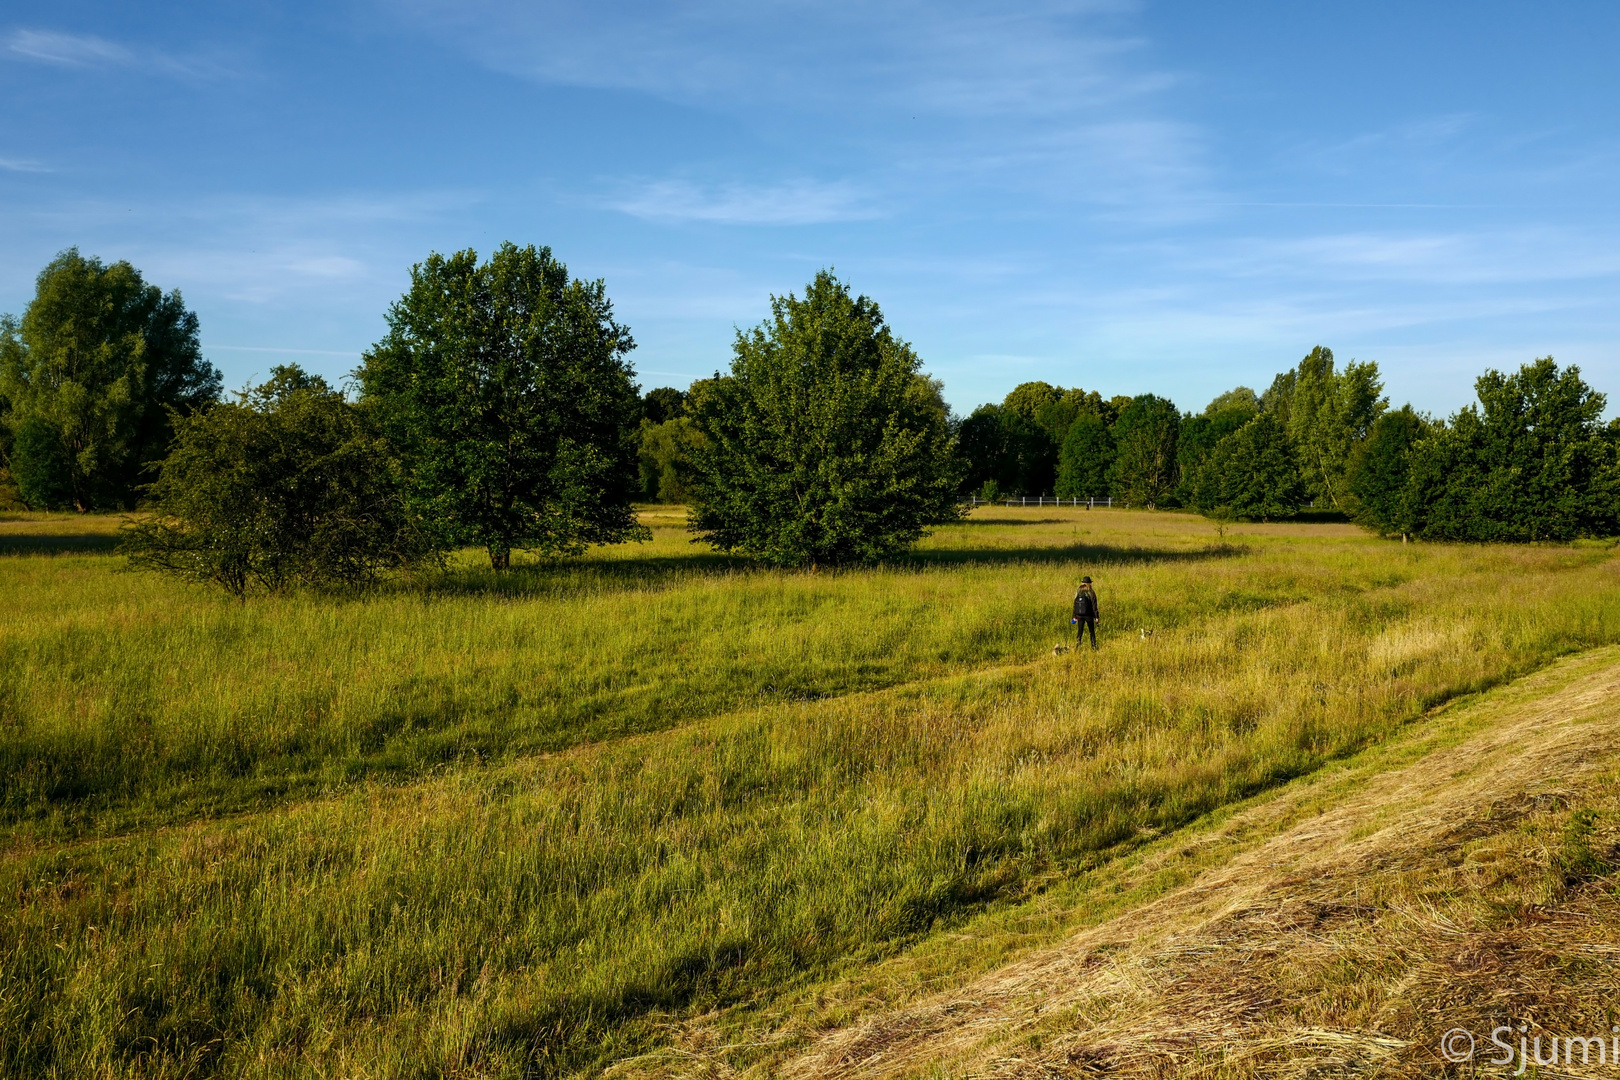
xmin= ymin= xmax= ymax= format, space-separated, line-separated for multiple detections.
xmin=4 ymin=245 xmax=1617 ymax=593
xmin=949 ymin=348 xmax=1620 ymax=541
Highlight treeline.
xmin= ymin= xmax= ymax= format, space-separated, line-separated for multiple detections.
xmin=640 ymin=343 xmax=1620 ymax=541
xmin=2 ymin=246 xmax=1616 ymax=594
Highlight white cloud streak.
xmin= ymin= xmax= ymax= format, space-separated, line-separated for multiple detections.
xmin=4 ymin=28 xmax=240 ymax=80
xmin=387 ymin=0 xmax=1207 ymax=215
xmin=6 ymin=29 xmax=132 ymax=67
xmin=609 ymin=178 xmax=878 ymax=225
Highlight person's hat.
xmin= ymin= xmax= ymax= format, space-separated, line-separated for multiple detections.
xmin=1081 ymin=576 xmax=1092 ymax=583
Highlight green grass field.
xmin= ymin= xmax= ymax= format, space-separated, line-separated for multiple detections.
xmin=3 ymin=506 xmax=1619 ymax=1077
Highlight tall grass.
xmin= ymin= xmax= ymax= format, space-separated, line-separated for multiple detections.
xmin=2 ymin=508 xmax=1618 ymax=1077
xmin=2 ymin=511 xmax=1196 ymax=835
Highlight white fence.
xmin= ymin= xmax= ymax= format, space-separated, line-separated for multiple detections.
xmin=963 ymin=496 xmax=1114 ymax=508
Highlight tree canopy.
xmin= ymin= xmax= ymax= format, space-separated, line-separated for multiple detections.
xmin=1188 ymin=412 xmax=1304 ymax=521
xmin=121 ymin=366 xmax=435 ymax=596
xmin=1055 ymin=411 xmax=1114 ymax=498
xmin=641 ymin=386 xmax=686 ymax=424
xmin=1348 ymin=406 xmax=1429 ymax=536
xmin=1401 ymin=358 xmax=1618 ymax=542
xmin=638 ymin=415 xmax=702 ymax=503
xmin=1108 ymin=394 xmax=1181 ymax=509
xmin=356 ymin=243 xmax=646 ymax=569
xmin=1286 ymin=346 xmax=1387 ymax=512
xmin=0 ymin=249 xmax=220 ymax=510
xmin=1176 ymin=390 xmax=1259 ymax=504
xmin=956 ymin=383 xmax=1114 ymax=495
xmin=686 ymin=271 xmax=961 ymax=566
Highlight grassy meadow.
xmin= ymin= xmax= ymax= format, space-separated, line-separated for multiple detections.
xmin=3 ymin=505 xmax=1620 ymax=1077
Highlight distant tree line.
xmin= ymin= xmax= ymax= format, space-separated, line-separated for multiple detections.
xmin=947 ymin=347 xmax=1620 ymax=540
xmin=3 ymin=246 xmax=1616 ymax=594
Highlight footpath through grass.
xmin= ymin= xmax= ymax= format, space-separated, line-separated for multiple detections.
xmin=2 ymin=507 xmax=1619 ymax=1077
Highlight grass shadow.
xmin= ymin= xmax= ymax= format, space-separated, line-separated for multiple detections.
xmin=0 ymin=533 xmax=122 ymax=556
xmin=413 ymin=547 xmax=760 ymax=600
xmin=951 ymin=516 xmax=1075 ymax=527
xmin=906 ymin=542 xmax=1248 ymax=568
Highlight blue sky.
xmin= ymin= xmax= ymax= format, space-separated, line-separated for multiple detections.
xmin=3 ymin=1 xmax=1617 ymax=417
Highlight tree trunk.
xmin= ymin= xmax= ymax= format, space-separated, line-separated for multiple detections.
xmin=488 ymin=543 xmax=511 ymax=571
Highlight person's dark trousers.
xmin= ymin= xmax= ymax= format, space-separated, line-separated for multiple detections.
xmin=1076 ymin=617 xmax=1097 ymax=649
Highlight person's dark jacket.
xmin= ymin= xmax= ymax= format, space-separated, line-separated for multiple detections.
xmin=1073 ymin=586 xmax=1099 ymax=621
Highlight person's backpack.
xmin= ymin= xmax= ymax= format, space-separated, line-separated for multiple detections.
xmin=1074 ymin=588 xmax=1094 ymax=619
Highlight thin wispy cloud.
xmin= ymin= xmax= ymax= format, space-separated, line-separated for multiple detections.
xmin=391 ymin=0 xmax=1146 ymax=114
xmin=609 ymin=179 xmax=878 ymax=225
xmin=1192 ymin=228 xmax=1620 ymax=287
xmin=6 ymin=29 xmax=132 ymax=67
xmin=5 ymin=28 xmax=240 ymax=80
xmin=0 ymin=156 xmax=49 ymax=173
xmin=388 ymin=0 xmax=1208 ymax=214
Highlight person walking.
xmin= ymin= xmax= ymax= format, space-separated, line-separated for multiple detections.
xmin=1072 ymin=576 xmax=1100 ymax=649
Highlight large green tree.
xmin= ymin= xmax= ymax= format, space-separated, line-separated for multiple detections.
xmin=1055 ymin=411 xmax=1115 ymax=498
xmin=1108 ymin=394 xmax=1181 ymax=508
xmin=1347 ymin=405 xmax=1429 ymax=536
xmin=686 ymin=271 xmax=962 ymax=566
xmin=956 ymin=404 xmax=1012 ymax=495
xmin=1286 ymin=346 xmax=1387 ymax=512
xmin=1189 ymin=413 xmax=1305 ymax=522
xmin=1402 ymin=358 xmax=1619 ymax=542
xmin=356 ymin=244 xmax=646 ymax=569
xmin=121 ymin=366 xmax=435 ymax=597
xmin=0 ymin=249 xmax=221 ymax=510
xmin=1175 ymin=388 xmax=1260 ymax=504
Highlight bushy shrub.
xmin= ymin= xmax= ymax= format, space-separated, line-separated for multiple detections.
xmin=121 ymin=367 xmax=437 ymax=596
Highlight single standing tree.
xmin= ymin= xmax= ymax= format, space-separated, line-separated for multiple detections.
xmin=122 ymin=366 xmax=436 ymax=596
xmin=356 ymin=244 xmax=647 ymax=569
xmin=0 ymin=249 xmax=221 ymax=510
xmin=686 ymin=271 xmax=962 ymax=566
xmin=1108 ymin=394 xmax=1181 ymax=508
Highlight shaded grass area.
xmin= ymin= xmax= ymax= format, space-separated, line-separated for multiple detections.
xmin=2 ymin=509 xmax=1620 ymax=1077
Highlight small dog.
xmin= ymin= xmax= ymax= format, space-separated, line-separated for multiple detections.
xmin=1139 ymin=628 xmax=1155 ymax=639
xmin=1052 ymin=644 xmax=1071 ymax=656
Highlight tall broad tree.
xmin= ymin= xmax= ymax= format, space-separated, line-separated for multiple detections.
xmin=1402 ymin=358 xmax=1619 ymax=542
xmin=1347 ymin=406 xmax=1429 ymax=537
xmin=1175 ymin=388 xmax=1260 ymax=504
xmin=0 ymin=249 xmax=221 ymax=510
xmin=1189 ymin=413 xmax=1304 ymax=522
xmin=1108 ymin=394 xmax=1181 ymax=509
xmin=356 ymin=243 xmax=646 ymax=569
xmin=1055 ymin=411 xmax=1115 ymax=498
xmin=686 ymin=271 xmax=962 ymax=566
xmin=1286 ymin=346 xmax=1387 ymax=512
